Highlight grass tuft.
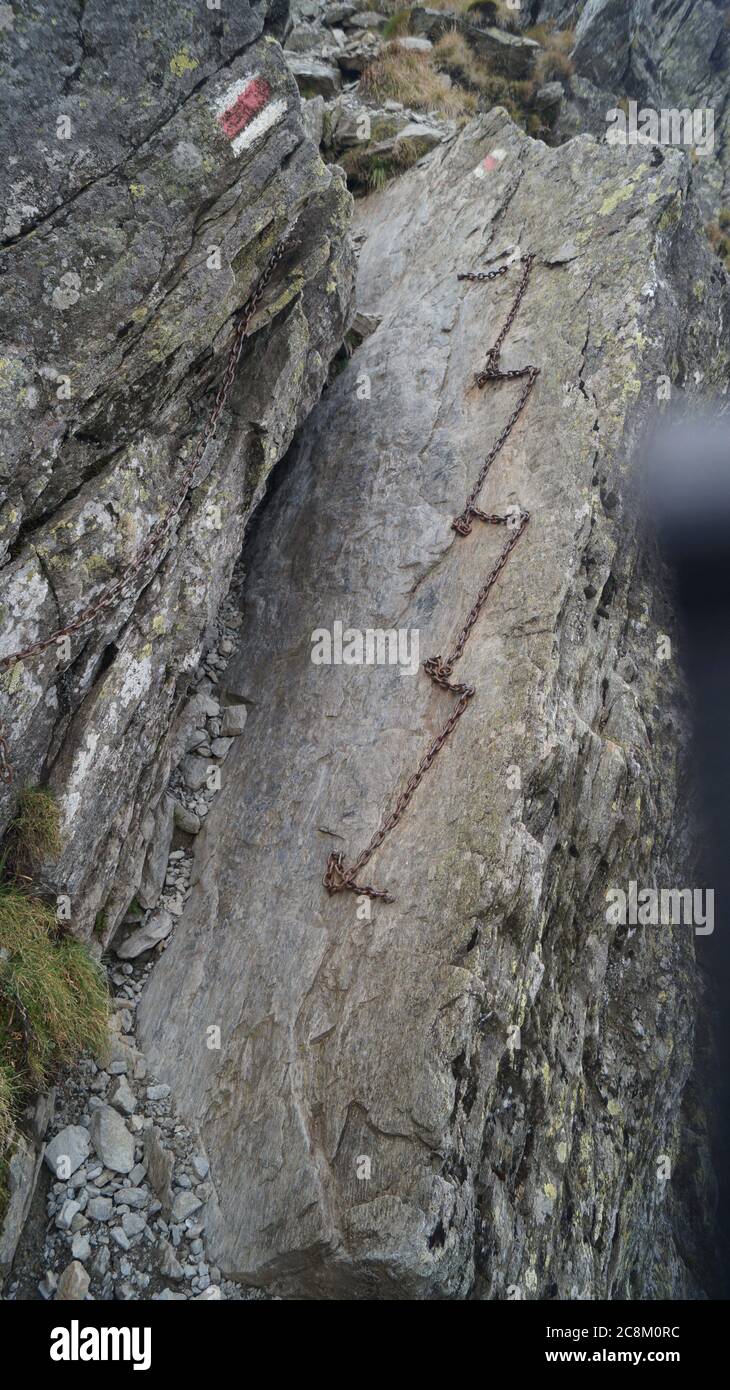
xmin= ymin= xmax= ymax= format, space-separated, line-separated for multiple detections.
xmin=360 ymin=44 xmax=478 ymax=118
xmin=382 ymin=9 xmax=413 ymax=39
xmin=6 ymin=786 xmax=62 ymax=876
xmin=0 ymin=880 xmax=109 ymax=1151
xmin=0 ymin=781 xmax=108 ymax=1220
xmin=341 ymin=135 xmax=425 ymax=194
xmin=0 ymin=1062 xmax=17 ymax=1152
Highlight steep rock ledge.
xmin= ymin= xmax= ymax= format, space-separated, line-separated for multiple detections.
xmin=0 ymin=0 xmax=355 ymax=941
xmin=138 ymin=110 xmax=728 ymax=1299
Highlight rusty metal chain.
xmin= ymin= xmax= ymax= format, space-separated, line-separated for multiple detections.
xmin=324 ymin=254 xmax=539 ymax=903
xmin=0 ymin=239 xmax=289 ymax=787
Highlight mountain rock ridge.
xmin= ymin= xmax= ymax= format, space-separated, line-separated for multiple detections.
xmin=137 ymin=108 xmax=728 ymax=1299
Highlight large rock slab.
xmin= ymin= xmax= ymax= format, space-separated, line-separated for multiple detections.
xmin=138 ymin=111 xmax=728 ymax=1297
xmin=0 ymin=0 xmax=354 ymax=941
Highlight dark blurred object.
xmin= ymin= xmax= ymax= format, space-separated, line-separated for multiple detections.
xmin=645 ymin=413 xmax=730 ymax=1291
xmin=646 ymin=416 xmax=730 ymax=874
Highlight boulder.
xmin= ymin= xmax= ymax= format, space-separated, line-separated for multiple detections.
xmin=287 ymin=55 xmax=343 ymax=99
xmin=0 ymin=0 xmax=354 ymax=945
xmin=393 ymin=122 xmax=445 ymax=157
xmin=394 ymin=36 xmax=433 ymax=53
xmin=56 ymin=1260 xmax=90 ymax=1301
xmin=462 ymin=23 xmax=540 ymax=78
xmin=143 ymin=1126 xmax=174 ymax=1211
xmin=115 ymin=909 xmax=174 ymax=960
xmin=138 ymin=112 xmax=728 ymax=1297
xmin=90 ymin=1106 xmax=135 ymax=1174
xmin=301 ymin=95 xmax=327 ymax=147
xmin=44 ymin=1125 xmax=91 ymax=1179
xmin=219 ymin=706 xmax=249 ymax=736
xmin=348 ymin=11 xmax=386 ymax=29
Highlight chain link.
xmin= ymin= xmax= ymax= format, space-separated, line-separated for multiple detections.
xmin=0 ymin=239 xmax=289 ymax=786
xmin=324 ymin=255 xmax=539 ymax=903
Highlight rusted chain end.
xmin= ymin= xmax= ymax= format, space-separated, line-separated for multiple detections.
xmin=323 ymin=852 xmax=395 ymax=904
xmin=452 ymin=512 xmax=473 ymax=536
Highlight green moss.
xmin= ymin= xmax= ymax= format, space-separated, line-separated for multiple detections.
xmin=600 ymin=184 xmax=634 ymax=217
xmin=658 ymin=194 xmax=682 ymax=231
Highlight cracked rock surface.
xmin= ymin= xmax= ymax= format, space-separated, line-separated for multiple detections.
xmin=137 ymin=110 xmax=728 ymax=1297
xmin=0 ymin=0 xmax=355 ymax=942
xmin=522 ymin=0 xmax=730 ymax=221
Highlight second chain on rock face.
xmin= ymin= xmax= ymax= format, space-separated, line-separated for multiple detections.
xmin=323 ymin=254 xmax=539 ymax=904
xmin=0 ymin=238 xmax=290 ymax=787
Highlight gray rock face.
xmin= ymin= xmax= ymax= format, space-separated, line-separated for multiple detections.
xmin=0 ymin=0 xmax=354 ymax=944
xmin=526 ymin=0 xmax=730 ymax=219
xmin=0 ymin=1135 xmax=43 ymax=1279
xmin=570 ymin=0 xmax=727 ymax=112
xmin=138 ymin=111 xmax=728 ymax=1297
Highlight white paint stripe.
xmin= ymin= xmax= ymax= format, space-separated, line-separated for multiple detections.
xmin=212 ymin=74 xmax=261 ymax=119
xmin=230 ymin=97 xmax=288 ymax=157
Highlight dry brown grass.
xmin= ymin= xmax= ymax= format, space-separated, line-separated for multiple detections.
xmin=422 ymin=0 xmax=476 ymax=12
xmin=433 ymin=31 xmax=546 ymax=135
xmin=360 ymin=44 xmax=478 ymax=118
xmin=527 ymin=23 xmax=576 ymax=84
xmin=434 ymin=29 xmax=479 ymax=80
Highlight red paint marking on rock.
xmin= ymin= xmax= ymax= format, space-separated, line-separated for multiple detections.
xmin=481 ymin=155 xmax=499 ymax=173
xmin=219 ymin=78 xmax=271 ymax=140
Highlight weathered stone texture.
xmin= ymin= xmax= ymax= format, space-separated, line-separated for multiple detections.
xmin=137 ymin=112 xmax=727 ymax=1297
xmin=0 ymin=0 xmax=355 ymax=940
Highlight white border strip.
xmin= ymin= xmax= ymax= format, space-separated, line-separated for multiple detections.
xmin=230 ymin=97 xmax=288 ymax=157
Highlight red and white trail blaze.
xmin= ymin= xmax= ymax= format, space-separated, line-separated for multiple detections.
xmin=213 ymin=75 xmax=287 ymax=157
xmin=474 ymin=147 xmax=507 ymax=178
